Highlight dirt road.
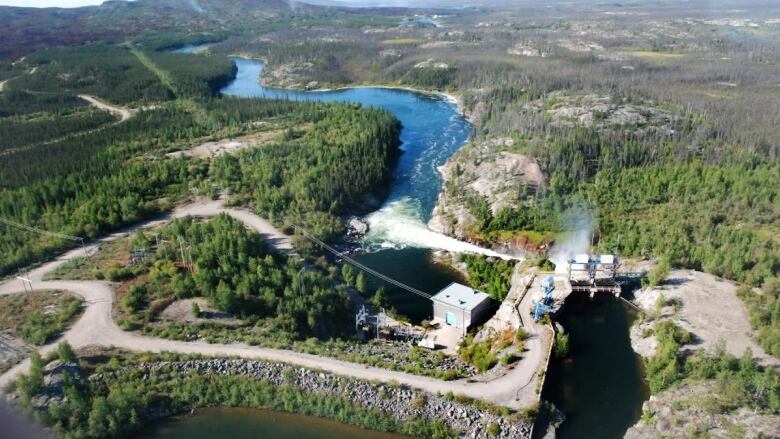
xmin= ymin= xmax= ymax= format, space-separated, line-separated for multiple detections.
xmin=0 ymin=200 xmax=535 ymax=408
xmin=79 ymin=95 xmax=135 ymax=122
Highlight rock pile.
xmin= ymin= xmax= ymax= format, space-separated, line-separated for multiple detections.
xmin=136 ymin=359 xmax=532 ymax=439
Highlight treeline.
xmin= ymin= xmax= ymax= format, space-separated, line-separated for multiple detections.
xmin=212 ymin=103 xmax=401 ymax=239
xmin=13 ymin=42 xmax=238 ymax=104
xmin=402 ymin=66 xmax=457 ymax=90
xmin=484 ymin=160 xmax=780 ymax=287
xmin=122 ymin=215 xmax=351 ymax=338
xmin=738 ymin=278 xmax=780 ymax=358
xmin=0 ymin=100 xmax=225 ymax=275
xmin=0 ymin=90 xmax=87 ymax=118
xmin=0 ymin=105 xmax=208 ymax=189
xmin=148 ymin=52 xmax=237 ymax=98
xmin=588 ymin=162 xmax=780 ymax=286
xmin=0 ymin=158 xmax=200 ymax=277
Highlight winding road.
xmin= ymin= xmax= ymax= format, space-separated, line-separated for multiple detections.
xmin=78 ymin=95 xmax=135 ymax=122
xmin=0 ymin=199 xmax=540 ymax=409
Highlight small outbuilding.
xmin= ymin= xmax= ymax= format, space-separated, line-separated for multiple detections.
xmin=431 ymin=283 xmax=492 ymax=332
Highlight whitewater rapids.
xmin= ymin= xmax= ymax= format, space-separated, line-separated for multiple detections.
xmin=363 ymin=198 xmax=520 ymax=261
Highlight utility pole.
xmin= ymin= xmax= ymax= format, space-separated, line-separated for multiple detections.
xmin=80 ymin=237 xmax=88 ymax=258
xmin=178 ymin=236 xmax=190 ymax=272
xmin=16 ymin=272 xmax=32 ymax=294
xmin=155 ymin=233 xmax=169 ymax=259
xmin=462 ymin=307 xmax=466 ymax=338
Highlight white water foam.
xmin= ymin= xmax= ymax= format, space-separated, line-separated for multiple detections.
xmin=364 ymin=198 xmax=519 ymax=261
xmin=549 ymin=206 xmax=595 ymax=273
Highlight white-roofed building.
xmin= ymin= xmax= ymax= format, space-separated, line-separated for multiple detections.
xmin=431 ymin=283 xmax=493 ymax=331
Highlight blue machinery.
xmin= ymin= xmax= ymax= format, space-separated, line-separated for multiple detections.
xmin=532 ymin=275 xmax=555 ymax=321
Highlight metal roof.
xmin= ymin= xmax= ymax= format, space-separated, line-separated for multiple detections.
xmin=431 ymin=283 xmax=491 ymax=311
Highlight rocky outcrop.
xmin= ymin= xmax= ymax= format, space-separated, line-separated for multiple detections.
xmin=29 ymin=360 xmax=79 ymax=409
xmin=476 ymin=266 xmax=535 ymax=340
xmin=626 ymin=270 xmax=780 ymax=438
xmin=130 ymin=359 xmax=533 ymax=439
xmin=261 ymin=62 xmax=318 ymax=90
xmin=625 ymin=381 xmax=780 ymax=439
xmin=530 ymin=92 xmax=678 ymax=135
xmin=429 ymin=137 xmax=548 ymax=254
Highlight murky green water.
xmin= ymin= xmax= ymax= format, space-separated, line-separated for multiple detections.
xmin=137 ymin=407 xmax=411 ymax=439
xmin=541 ymin=294 xmax=649 ymax=438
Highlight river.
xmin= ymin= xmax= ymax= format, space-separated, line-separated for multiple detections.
xmin=540 ymin=294 xmax=649 ymax=438
xmin=220 ymin=56 xmax=484 ymax=322
xmin=139 ymin=50 xmax=647 ymax=438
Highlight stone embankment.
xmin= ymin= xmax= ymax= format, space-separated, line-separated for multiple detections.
xmin=127 ymin=359 xmax=534 ymax=439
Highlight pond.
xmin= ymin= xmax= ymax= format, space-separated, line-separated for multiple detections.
xmin=137 ymin=407 xmax=412 ymax=439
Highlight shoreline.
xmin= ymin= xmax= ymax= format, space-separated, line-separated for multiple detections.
xmin=225 ymin=54 xmax=467 ymax=119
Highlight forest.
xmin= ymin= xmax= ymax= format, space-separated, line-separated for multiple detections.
xmin=11 ymin=43 xmax=237 ymax=104
xmin=460 ymin=255 xmax=516 ymax=302
xmin=0 ymin=40 xmax=401 ymax=278
xmin=118 ymin=215 xmax=351 ymax=339
xmin=211 ymin=104 xmax=401 ymax=240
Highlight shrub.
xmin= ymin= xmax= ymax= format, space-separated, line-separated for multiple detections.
xmin=192 ymin=302 xmax=201 ymax=318
xmin=553 ymin=333 xmax=570 ymax=358
xmin=647 ymin=258 xmax=671 ymax=287
xmin=57 ymin=341 xmax=77 ymax=363
xmin=515 ymin=328 xmax=530 ymax=342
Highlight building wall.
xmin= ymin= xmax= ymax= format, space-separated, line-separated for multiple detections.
xmin=469 ymin=299 xmax=494 ymax=328
xmin=433 ymin=300 xmax=492 ymax=330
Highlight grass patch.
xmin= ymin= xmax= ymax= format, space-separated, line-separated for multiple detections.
xmin=382 ymin=38 xmax=423 ymax=45
xmin=622 ymin=50 xmax=685 ymax=61
xmin=0 ymin=290 xmax=82 ymax=345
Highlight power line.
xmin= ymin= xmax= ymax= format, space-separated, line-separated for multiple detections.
xmin=0 ymin=216 xmax=88 ymax=257
xmin=0 ymin=216 xmax=83 ymax=242
xmin=286 ymin=223 xmax=433 ymax=300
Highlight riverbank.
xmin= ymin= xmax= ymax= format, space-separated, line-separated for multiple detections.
xmin=309 ymin=84 xmax=466 ymax=119
xmin=8 ymin=352 xmax=534 ymax=439
xmin=229 ymin=53 xmax=467 ymax=118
